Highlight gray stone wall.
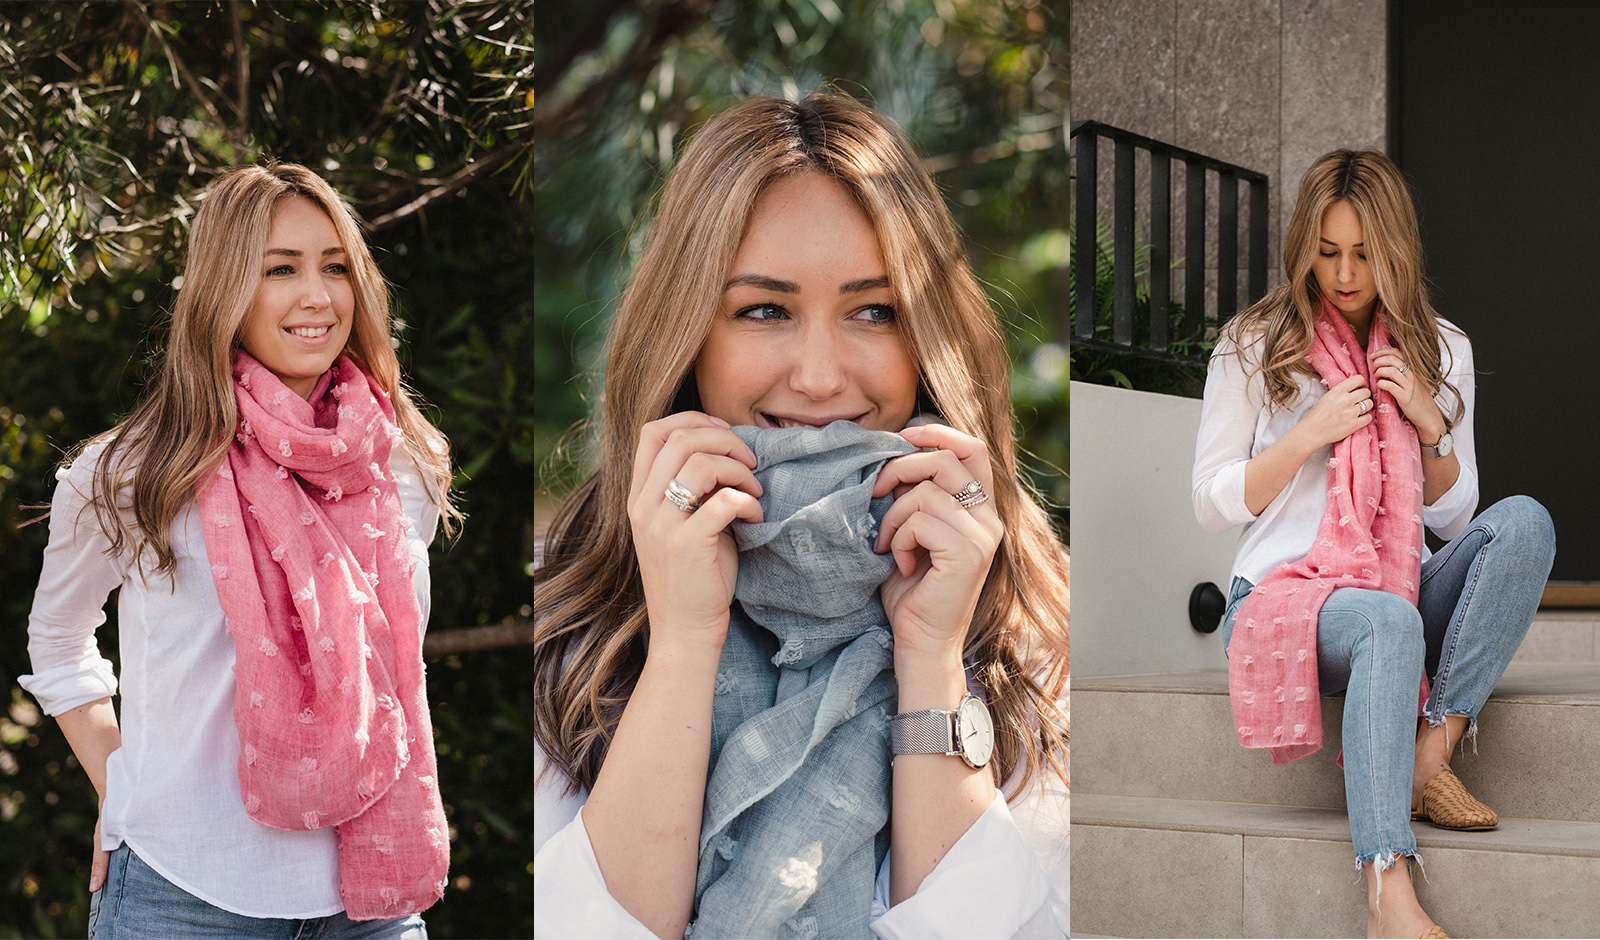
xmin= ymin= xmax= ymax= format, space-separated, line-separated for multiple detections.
xmin=1073 ymin=0 xmax=1387 ymax=302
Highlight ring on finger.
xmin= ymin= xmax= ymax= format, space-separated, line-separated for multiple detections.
xmin=664 ymin=478 xmax=701 ymax=512
xmin=953 ymin=480 xmax=991 ymax=511
xmin=1356 ymin=399 xmax=1370 ymax=416
xmin=1398 ymin=363 xmax=1409 ymax=375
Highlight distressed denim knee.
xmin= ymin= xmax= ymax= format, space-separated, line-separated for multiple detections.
xmin=1318 ymin=588 xmax=1425 ymax=868
xmin=1417 ymin=495 xmax=1556 ymax=731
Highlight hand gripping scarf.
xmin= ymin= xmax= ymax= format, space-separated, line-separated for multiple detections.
xmin=197 ymin=352 xmax=448 ymax=919
xmin=692 ymin=420 xmax=917 ymax=940
xmin=1228 ymin=299 xmax=1427 ymax=765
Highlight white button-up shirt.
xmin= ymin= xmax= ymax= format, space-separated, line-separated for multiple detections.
xmin=20 ymin=443 xmax=438 ymax=918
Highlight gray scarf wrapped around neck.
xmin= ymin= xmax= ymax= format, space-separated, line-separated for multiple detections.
xmin=690 ymin=420 xmax=918 ymax=940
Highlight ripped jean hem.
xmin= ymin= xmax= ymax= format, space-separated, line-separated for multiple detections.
xmin=1419 ymin=710 xmax=1481 ymax=757
xmin=1356 ymin=849 xmax=1424 ymax=912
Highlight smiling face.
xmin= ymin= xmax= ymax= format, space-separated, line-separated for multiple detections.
xmin=1312 ymin=199 xmax=1379 ymax=327
xmin=238 ymin=195 xmax=356 ymax=399
xmin=692 ymin=171 xmax=919 ymax=432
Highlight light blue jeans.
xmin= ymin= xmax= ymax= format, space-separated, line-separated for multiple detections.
xmin=1222 ymin=495 xmax=1556 ymax=869
xmin=88 ymin=844 xmax=428 ymax=940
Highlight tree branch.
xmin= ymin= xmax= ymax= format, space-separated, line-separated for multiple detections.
xmin=230 ymin=0 xmax=249 ymax=153
xmin=422 ymin=620 xmax=534 ymax=657
xmin=132 ymin=0 xmax=240 ymax=164
xmin=364 ymin=138 xmax=527 ymax=231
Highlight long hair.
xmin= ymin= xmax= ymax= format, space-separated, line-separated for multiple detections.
xmin=1221 ymin=149 xmax=1462 ymax=420
xmin=84 ymin=163 xmax=457 ymax=573
xmin=534 ymin=92 xmax=1070 ymax=798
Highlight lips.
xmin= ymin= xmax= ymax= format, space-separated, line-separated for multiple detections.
xmin=762 ymin=413 xmax=861 ymax=429
xmin=285 ymin=324 xmax=334 ymax=339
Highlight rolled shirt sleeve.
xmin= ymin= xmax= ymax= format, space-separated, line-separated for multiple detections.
xmin=1193 ymin=335 xmax=1267 ymax=533
xmin=19 ymin=449 xmax=122 ymax=716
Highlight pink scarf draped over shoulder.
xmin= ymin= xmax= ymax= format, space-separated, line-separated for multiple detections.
xmin=1228 ymin=300 xmax=1427 ymax=765
xmin=197 ymin=352 xmax=447 ymax=919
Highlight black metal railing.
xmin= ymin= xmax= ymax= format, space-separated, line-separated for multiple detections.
xmin=1070 ymin=121 xmax=1270 ymax=364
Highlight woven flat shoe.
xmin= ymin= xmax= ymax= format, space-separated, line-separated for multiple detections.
xmin=1416 ymin=924 xmax=1450 ymax=939
xmin=1412 ymin=768 xmax=1498 ymax=830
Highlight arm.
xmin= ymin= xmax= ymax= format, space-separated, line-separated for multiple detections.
xmin=18 ymin=449 xmax=127 ymax=891
xmin=1194 ymin=336 xmax=1375 ymax=526
xmin=579 ymin=412 xmax=763 ymax=940
xmin=55 ymin=699 xmax=120 ymax=891
xmin=872 ymin=423 xmax=1005 ymax=903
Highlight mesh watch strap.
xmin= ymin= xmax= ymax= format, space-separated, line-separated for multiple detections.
xmin=890 ymin=708 xmax=956 ymax=755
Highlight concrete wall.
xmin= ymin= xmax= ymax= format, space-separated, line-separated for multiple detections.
xmin=1069 ymin=381 xmax=1239 ymax=676
xmin=1073 ymin=0 xmax=1389 ymax=284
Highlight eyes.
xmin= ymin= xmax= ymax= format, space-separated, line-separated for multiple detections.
xmin=1318 ymin=251 xmax=1366 ymax=261
xmin=264 ymin=262 xmax=350 ymax=277
xmin=735 ymin=302 xmax=897 ymax=324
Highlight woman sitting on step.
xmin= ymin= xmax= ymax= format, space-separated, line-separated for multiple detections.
xmin=531 ymin=91 xmax=1070 ymax=939
xmin=1193 ymin=149 xmax=1555 ymax=940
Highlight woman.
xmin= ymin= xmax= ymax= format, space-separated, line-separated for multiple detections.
xmin=21 ymin=163 xmax=458 ymax=938
xmin=1193 ymin=149 xmax=1554 ymax=939
xmin=532 ymin=92 xmax=1070 ymax=939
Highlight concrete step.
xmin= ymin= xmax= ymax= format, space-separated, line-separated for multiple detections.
xmin=1072 ymin=662 xmax=1600 ymax=823
xmin=1518 ymin=609 xmax=1600 ymax=662
xmin=1071 ymin=794 xmax=1600 ymax=938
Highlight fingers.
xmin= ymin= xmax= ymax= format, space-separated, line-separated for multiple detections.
xmin=90 ymin=813 xmax=106 ymax=892
xmin=877 ymin=480 xmax=999 ymax=568
xmin=629 ymin=414 xmax=763 ymax=525
xmin=873 ymin=424 xmax=1003 ymax=557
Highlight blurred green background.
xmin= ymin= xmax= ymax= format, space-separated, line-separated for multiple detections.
xmin=534 ymin=0 xmax=1072 ymax=541
xmin=0 ymin=2 xmax=532 ymax=937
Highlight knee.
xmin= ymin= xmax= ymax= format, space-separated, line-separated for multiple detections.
xmin=1328 ymin=591 xmax=1424 ymax=666
xmin=1486 ymin=494 xmax=1556 ymax=560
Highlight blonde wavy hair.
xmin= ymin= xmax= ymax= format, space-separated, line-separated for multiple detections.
xmin=83 ymin=162 xmax=457 ymax=573
xmin=534 ymin=92 xmax=1070 ymax=797
xmin=1222 ymin=149 xmax=1462 ymax=421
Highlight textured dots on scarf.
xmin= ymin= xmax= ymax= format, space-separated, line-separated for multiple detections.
xmin=776 ymin=845 xmax=823 ymax=894
xmin=244 ymin=743 xmax=257 ymax=766
xmin=299 ymin=757 xmax=319 ymax=774
xmin=249 ymin=691 xmax=264 ymax=708
xmin=244 ymin=792 xmax=261 ymax=814
xmin=379 ymin=887 xmax=401 ymax=909
xmin=275 ymin=466 xmax=290 ymax=480
xmin=331 ymin=439 xmax=348 ymax=457
xmin=319 ymin=637 xmax=336 ymax=653
xmin=302 ymin=810 xmax=322 ymax=830
xmin=324 ymin=486 xmax=343 ymax=502
xmin=299 ymin=511 xmax=315 ymax=525
xmin=294 ymin=583 xmax=315 ymax=602
xmin=297 ymin=708 xmax=316 ymax=724
xmin=258 ymin=636 xmax=279 ymax=657
xmin=212 ymin=565 xmax=229 ymax=580
xmin=372 ymin=833 xmax=396 ymax=855
xmin=212 ymin=515 xmax=232 ymax=529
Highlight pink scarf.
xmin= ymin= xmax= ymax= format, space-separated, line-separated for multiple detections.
xmin=197 ymin=352 xmax=447 ymax=919
xmin=1228 ymin=299 xmax=1427 ymax=765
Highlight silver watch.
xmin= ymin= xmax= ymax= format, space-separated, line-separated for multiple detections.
xmin=1421 ymin=430 xmax=1453 ymax=459
xmin=889 ymin=694 xmax=995 ymax=769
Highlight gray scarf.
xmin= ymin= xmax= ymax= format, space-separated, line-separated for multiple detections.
xmin=691 ymin=421 xmax=917 ymax=940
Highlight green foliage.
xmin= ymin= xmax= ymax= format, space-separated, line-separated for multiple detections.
xmin=535 ymin=0 xmax=1070 ymax=533
xmin=1067 ymin=217 xmax=1210 ymax=398
xmin=0 ymin=2 xmax=532 ymax=936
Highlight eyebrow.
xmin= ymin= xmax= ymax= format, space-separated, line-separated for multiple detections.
xmin=264 ymin=247 xmax=347 ymax=258
xmin=1318 ymin=237 xmax=1364 ymax=247
xmin=723 ymin=273 xmax=891 ymax=294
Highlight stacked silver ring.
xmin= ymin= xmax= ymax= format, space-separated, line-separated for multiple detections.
xmin=664 ymin=478 xmax=700 ymax=512
xmin=1357 ymin=399 xmax=1370 ymax=416
xmin=954 ymin=480 xmax=990 ymax=510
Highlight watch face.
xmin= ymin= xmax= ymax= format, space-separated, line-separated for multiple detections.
xmin=957 ymin=697 xmax=995 ymax=768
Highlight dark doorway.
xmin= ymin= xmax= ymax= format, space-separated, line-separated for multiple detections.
xmin=1396 ymin=2 xmax=1600 ymax=581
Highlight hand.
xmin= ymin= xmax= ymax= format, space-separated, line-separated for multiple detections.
xmin=1371 ymin=347 xmax=1448 ymax=442
xmin=627 ymin=412 xmax=764 ymax=652
xmin=89 ymin=805 xmax=107 ymax=893
xmin=1296 ymin=374 xmax=1374 ymax=449
xmin=871 ymin=423 xmax=1004 ymax=662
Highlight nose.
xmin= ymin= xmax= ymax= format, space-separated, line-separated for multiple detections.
xmin=301 ymin=273 xmax=332 ymax=310
xmin=788 ymin=320 xmax=848 ymax=400
xmin=1336 ymin=254 xmax=1356 ymax=285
